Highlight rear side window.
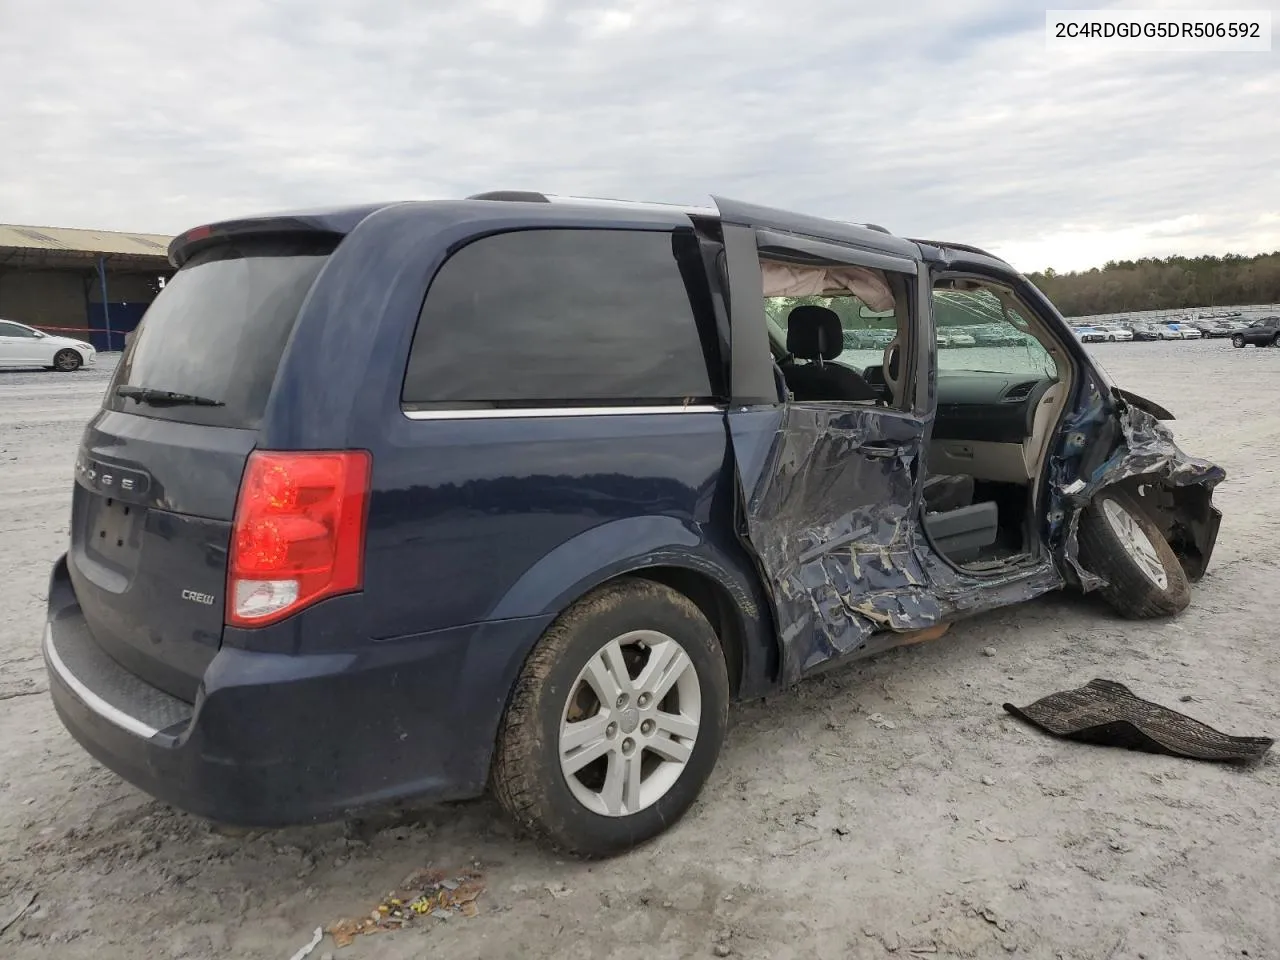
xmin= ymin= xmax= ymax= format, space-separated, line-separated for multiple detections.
xmin=401 ymin=228 xmax=720 ymax=410
xmin=106 ymin=235 xmax=335 ymax=428
xmin=0 ymin=321 xmax=39 ymax=337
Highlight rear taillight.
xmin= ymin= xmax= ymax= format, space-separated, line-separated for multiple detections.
xmin=227 ymin=450 xmax=371 ymax=628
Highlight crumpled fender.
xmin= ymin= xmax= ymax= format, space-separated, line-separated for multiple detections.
xmin=1050 ymin=385 xmax=1225 ymax=590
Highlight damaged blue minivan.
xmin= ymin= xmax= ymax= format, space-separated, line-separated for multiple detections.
xmin=44 ymin=193 xmax=1225 ymax=856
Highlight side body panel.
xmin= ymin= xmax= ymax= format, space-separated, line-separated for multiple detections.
xmin=719 ymin=204 xmax=1068 ymax=686
xmin=738 ymin=402 xmax=934 ymax=678
xmin=248 ymin=201 xmax=779 ymax=695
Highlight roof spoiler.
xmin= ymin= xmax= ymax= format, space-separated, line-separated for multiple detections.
xmin=167 ymin=204 xmax=391 ymax=267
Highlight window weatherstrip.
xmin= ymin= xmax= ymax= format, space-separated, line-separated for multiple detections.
xmin=755 ymin=229 xmax=919 ymax=275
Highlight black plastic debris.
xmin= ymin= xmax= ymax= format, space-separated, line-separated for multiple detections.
xmin=1003 ymin=679 xmax=1273 ymax=764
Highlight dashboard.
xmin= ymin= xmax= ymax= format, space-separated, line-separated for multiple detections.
xmin=863 ymin=366 xmax=1055 ymax=444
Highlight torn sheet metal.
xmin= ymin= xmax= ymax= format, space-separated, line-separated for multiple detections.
xmin=738 ymin=404 xmax=1063 ymax=683
xmin=1044 ymin=373 xmax=1225 ymax=590
xmin=734 ymin=374 xmax=1224 ymax=684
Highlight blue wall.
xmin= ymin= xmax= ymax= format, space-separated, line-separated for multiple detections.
xmin=87 ymin=302 xmax=147 ymax=351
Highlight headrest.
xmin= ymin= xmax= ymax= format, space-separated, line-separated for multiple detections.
xmin=787 ymin=305 xmax=843 ymax=361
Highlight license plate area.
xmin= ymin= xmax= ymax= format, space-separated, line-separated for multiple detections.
xmin=85 ymin=497 xmax=144 ymax=572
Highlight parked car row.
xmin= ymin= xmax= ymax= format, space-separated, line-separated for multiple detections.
xmin=841 ymin=327 xmax=895 ymax=350
xmin=1189 ymin=319 xmax=1244 ymax=338
xmin=841 ymin=324 xmax=1034 ymax=351
xmin=1074 ymin=320 xmax=1202 ymax=341
xmin=1067 ymin=314 xmax=1280 ymax=344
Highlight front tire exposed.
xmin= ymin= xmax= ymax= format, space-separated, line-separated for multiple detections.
xmin=1232 ymin=334 xmax=1245 ymax=348
xmin=53 ymin=349 xmax=83 ymax=372
xmin=1079 ymin=489 xmax=1190 ymax=619
xmin=491 ymin=578 xmax=729 ymax=858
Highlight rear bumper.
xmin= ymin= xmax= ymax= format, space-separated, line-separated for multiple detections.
xmin=44 ymin=556 xmax=548 ymax=826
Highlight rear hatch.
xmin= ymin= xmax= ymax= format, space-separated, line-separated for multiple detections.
xmin=68 ymin=234 xmax=336 ymax=701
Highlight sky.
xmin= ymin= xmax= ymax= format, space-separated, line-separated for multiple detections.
xmin=0 ymin=0 xmax=1276 ymax=273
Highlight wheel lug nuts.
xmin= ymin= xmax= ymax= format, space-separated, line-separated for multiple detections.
xmin=641 ymin=720 xmax=655 ymax=736
xmin=615 ymin=694 xmax=629 ymax=709
xmin=622 ymin=738 xmax=635 ymax=755
xmin=606 ymin=722 xmax=618 ymax=739
xmin=638 ymin=693 xmax=651 ymax=708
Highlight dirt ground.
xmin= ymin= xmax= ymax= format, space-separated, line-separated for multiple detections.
xmin=2 ymin=342 xmax=1278 ymax=960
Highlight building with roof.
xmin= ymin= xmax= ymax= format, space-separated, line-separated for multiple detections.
xmin=0 ymin=223 xmax=174 ymax=351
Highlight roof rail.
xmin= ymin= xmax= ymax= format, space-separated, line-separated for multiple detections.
xmin=464 ymin=191 xmax=715 ymax=217
xmin=467 ymin=190 xmax=551 ymax=202
xmin=546 ymin=194 xmax=718 ymax=215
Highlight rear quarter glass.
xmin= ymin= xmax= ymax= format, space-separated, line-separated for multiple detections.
xmin=401 ymin=227 xmax=723 ymax=410
xmin=106 ymin=235 xmax=337 ymax=429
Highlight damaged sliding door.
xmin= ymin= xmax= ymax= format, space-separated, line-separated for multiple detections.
xmin=714 ymin=198 xmax=942 ymax=683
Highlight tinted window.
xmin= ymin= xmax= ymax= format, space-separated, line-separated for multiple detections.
xmin=402 ymin=229 xmax=718 ymax=408
xmin=106 ymin=235 xmax=335 ymax=428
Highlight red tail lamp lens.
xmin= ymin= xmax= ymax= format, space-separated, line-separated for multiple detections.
xmin=227 ymin=450 xmax=371 ymax=627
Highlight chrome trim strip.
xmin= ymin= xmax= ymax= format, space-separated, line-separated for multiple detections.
xmin=403 ymin=404 xmax=725 ymax=421
xmin=44 ymin=624 xmax=160 ymax=739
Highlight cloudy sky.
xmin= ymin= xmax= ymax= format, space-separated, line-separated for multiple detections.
xmin=1 ymin=0 xmax=1275 ymax=272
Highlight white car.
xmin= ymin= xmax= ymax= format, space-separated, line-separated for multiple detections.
xmin=0 ymin=318 xmax=96 ymax=371
xmin=1095 ymin=326 xmax=1134 ymax=342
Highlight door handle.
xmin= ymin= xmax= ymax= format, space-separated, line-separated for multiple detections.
xmin=858 ymin=440 xmax=908 ymax=459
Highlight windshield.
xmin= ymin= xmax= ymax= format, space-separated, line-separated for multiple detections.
xmin=106 ymin=235 xmax=335 ymax=428
xmin=933 ymin=287 xmax=1058 ymax=379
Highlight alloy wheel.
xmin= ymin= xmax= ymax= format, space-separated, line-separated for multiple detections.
xmin=1100 ymin=498 xmax=1168 ymax=589
xmin=558 ymin=630 xmax=701 ymax=817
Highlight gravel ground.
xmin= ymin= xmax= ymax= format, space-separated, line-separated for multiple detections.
xmin=2 ymin=342 xmax=1278 ymax=960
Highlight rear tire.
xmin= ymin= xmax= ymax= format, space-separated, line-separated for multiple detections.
xmin=1232 ymin=335 xmax=1245 ymax=348
xmin=1272 ymin=332 xmax=1280 ymax=348
xmin=53 ymin=349 xmax=83 ymax=372
xmin=1079 ymin=489 xmax=1190 ymax=619
xmin=492 ymin=578 xmax=729 ymax=858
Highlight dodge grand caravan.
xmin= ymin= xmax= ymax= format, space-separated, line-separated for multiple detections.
xmin=44 ymin=192 xmax=1225 ymax=857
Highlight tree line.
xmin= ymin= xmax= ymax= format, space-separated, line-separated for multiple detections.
xmin=1024 ymin=251 xmax=1280 ymax=317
